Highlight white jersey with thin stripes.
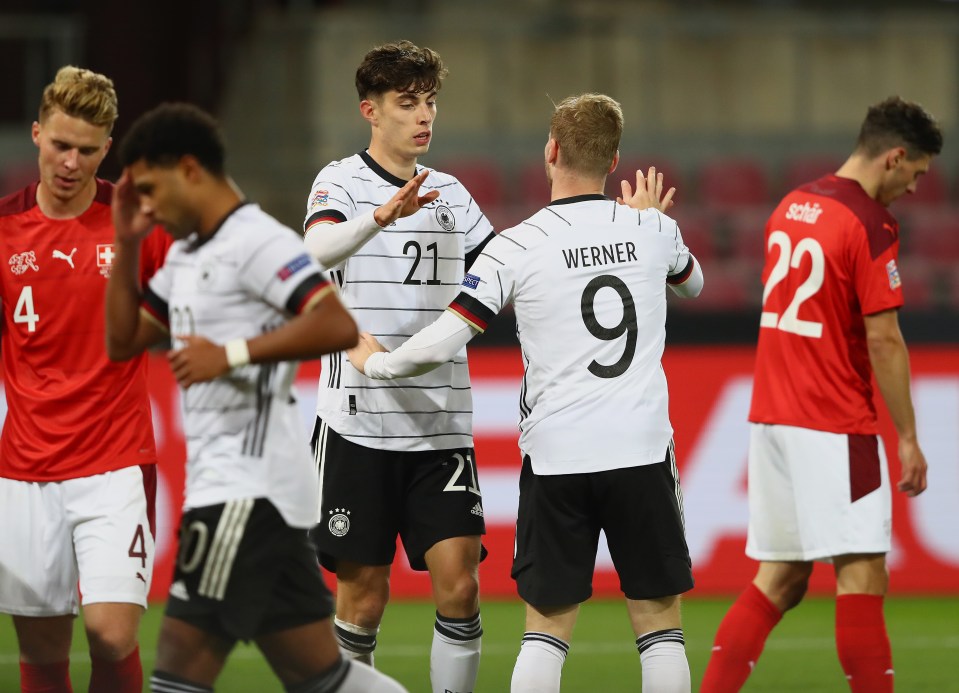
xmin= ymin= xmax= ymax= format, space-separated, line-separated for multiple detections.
xmin=145 ymin=203 xmax=334 ymax=528
xmin=448 ymin=195 xmax=691 ymax=475
xmin=304 ymin=151 xmax=494 ymax=451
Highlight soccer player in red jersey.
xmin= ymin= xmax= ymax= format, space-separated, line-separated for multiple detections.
xmin=0 ymin=66 xmax=170 ymax=693
xmin=701 ymin=97 xmax=941 ymax=693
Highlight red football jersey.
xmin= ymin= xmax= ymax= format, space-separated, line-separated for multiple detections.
xmin=0 ymin=179 xmax=171 ymax=481
xmin=749 ymin=175 xmax=904 ymax=434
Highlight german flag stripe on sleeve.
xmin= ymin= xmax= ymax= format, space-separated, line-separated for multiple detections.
xmin=304 ymin=209 xmax=347 ymax=233
xmin=286 ymin=273 xmax=334 ymax=315
xmin=666 ymin=256 xmax=695 ymax=285
xmin=448 ymin=292 xmax=496 ymax=332
xmin=141 ymin=285 xmax=169 ymax=328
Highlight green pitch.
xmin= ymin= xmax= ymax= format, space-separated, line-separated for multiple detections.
xmin=1 ymin=597 xmax=957 ymax=691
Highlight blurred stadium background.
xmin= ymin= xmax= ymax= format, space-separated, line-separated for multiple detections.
xmin=1 ymin=1 xmax=958 ymax=690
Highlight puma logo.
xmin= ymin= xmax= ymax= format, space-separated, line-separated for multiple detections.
xmin=136 ymin=572 xmax=147 ymax=584
xmin=52 ymin=248 xmax=77 ymax=268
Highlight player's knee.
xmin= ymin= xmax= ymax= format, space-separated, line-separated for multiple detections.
xmin=435 ymin=572 xmax=480 ymax=616
xmin=85 ymin=620 xmax=138 ymax=660
xmin=777 ymin=574 xmax=811 ymax=611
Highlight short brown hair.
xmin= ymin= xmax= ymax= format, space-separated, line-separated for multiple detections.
xmin=855 ymin=96 xmax=943 ymax=160
xmin=39 ymin=65 xmax=118 ymax=132
xmin=550 ymin=93 xmax=624 ymax=178
xmin=355 ymin=40 xmax=447 ymax=100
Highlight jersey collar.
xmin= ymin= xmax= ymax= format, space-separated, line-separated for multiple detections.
xmin=187 ymin=200 xmax=252 ymax=251
xmin=549 ymin=193 xmax=610 ymax=206
xmin=359 ymin=149 xmax=420 ymax=188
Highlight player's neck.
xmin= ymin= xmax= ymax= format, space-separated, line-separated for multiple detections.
xmin=366 ymin=144 xmax=417 ymax=181
xmin=549 ymin=169 xmax=605 ymax=202
xmin=835 ymin=155 xmax=881 ymax=200
xmin=35 ymin=179 xmax=97 ymax=220
xmin=196 ymin=178 xmax=245 ymax=239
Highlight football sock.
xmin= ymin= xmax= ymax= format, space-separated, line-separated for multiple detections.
xmin=149 ymin=670 xmax=213 ymax=692
xmin=700 ymin=583 xmax=783 ymax=692
xmin=431 ymin=611 xmax=482 ymax=693
xmin=89 ymin=646 xmax=142 ymax=693
xmin=510 ymin=631 xmax=569 ymax=693
xmin=835 ymin=594 xmax=893 ymax=693
xmin=636 ymin=629 xmax=690 ymax=692
xmin=331 ymin=660 xmax=409 ymax=692
xmin=333 ymin=617 xmax=377 ymax=666
xmin=20 ymin=660 xmax=72 ymax=693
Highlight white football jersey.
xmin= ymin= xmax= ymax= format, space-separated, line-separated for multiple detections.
xmin=448 ymin=195 xmax=692 ymax=475
xmin=304 ymin=151 xmax=494 ymax=451
xmin=145 ymin=203 xmax=334 ymax=527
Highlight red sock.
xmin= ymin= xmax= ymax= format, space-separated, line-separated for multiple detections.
xmin=836 ymin=594 xmax=893 ymax=693
xmin=700 ymin=583 xmax=783 ymax=693
xmin=89 ymin=647 xmax=142 ymax=693
xmin=20 ymin=661 xmax=72 ymax=693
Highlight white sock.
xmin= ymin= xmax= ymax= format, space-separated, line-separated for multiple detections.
xmin=334 ymin=617 xmax=378 ymax=667
xmin=636 ymin=629 xmax=690 ymax=693
xmin=510 ymin=631 xmax=569 ymax=693
xmin=337 ymin=660 xmax=409 ymax=693
xmin=430 ymin=611 xmax=482 ymax=693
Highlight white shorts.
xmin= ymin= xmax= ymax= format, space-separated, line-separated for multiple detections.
xmin=0 ymin=466 xmax=156 ymax=616
xmin=746 ymin=423 xmax=891 ymax=562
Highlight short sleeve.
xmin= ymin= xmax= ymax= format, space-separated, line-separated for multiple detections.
xmin=850 ymin=220 xmax=904 ymax=316
xmin=448 ymin=233 xmax=518 ymax=331
xmin=304 ymin=164 xmax=355 ymax=232
xmin=239 ymin=228 xmax=334 ymax=315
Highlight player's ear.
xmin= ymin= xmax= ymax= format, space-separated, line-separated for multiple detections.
xmin=608 ymin=150 xmax=620 ymax=176
xmin=545 ymin=138 xmax=559 ymax=165
xmin=360 ymin=99 xmax=377 ymax=125
xmin=885 ymin=146 xmax=906 ymax=170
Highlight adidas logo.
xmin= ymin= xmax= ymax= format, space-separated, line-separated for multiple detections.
xmin=169 ymin=580 xmax=190 ymax=602
xmin=470 ymin=502 xmax=484 ymax=517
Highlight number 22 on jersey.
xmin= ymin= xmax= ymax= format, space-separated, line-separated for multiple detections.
xmin=760 ymin=230 xmax=824 ymax=338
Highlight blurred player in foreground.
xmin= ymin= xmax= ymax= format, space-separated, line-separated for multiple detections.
xmin=700 ymin=96 xmax=941 ymax=693
xmin=347 ymin=93 xmax=703 ymax=693
xmin=105 ymin=102 xmax=406 ymax=693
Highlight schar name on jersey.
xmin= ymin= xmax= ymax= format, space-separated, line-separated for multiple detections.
xmin=277 ymin=253 xmax=312 ymax=281
xmin=562 ymin=242 xmax=637 ymax=269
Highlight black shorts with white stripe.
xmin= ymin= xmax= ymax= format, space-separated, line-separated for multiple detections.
xmin=165 ymin=498 xmax=333 ymax=642
xmin=512 ymin=448 xmax=694 ymax=606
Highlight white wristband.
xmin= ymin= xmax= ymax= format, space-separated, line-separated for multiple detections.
xmin=224 ymin=339 xmax=251 ymax=368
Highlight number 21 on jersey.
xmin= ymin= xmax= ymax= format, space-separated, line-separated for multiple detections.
xmin=760 ymin=230 xmax=824 ymax=338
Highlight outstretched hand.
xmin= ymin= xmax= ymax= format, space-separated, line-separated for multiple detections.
xmin=373 ymin=169 xmax=440 ymax=228
xmin=112 ymin=168 xmax=156 ymax=243
xmin=618 ymin=166 xmax=676 ymax=213
xmin=347 ymin=332 xmax=388 ymax=374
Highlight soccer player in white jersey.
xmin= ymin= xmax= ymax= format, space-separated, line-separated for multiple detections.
xmin=104 ymin=103 xmax=407 ymax=693
xmin=347 ymin=93 xmax=704 ymax=693
xmin=302 ymin=41 xmax=494 ymax=692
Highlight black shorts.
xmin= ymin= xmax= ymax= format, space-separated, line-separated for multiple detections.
xmin=512 ymin=449 xmax=694 ymax=607
xmin=310 ymin=418 xmax=487 ymax=572
xmin=164 ymin=498 xmax=333 ymax=643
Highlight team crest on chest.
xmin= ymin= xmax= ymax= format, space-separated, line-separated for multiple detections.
xmin=328 ymin=508 xmax=351 ymax=537
xmin=435 ymin=205 xmax=455 ymax=231
xmin=97 ymin=244 xmax=115 ymax=277
xmin=197 ymin=261 xmax=218 ymax=289
xmin=9 ymin=251 xmax=39 ymax=275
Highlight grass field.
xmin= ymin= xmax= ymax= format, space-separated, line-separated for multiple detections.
xmin=2 ymin=596 xmax=957 ymax=691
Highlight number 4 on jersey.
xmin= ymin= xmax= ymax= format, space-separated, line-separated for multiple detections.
xmin=14 ymin=286 xmax=39 ymax=333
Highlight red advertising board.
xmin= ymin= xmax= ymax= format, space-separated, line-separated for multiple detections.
xmin=8 ymin=346 xmax=955 ymax=600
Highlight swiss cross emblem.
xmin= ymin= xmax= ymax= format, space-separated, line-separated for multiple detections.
xmin=97 ymin=243 xmax=115 ymax=278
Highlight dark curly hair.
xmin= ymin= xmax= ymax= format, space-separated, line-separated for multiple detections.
xmin=355 ymin=40 xmax=447 ymax=100
xmin=856 ymin=96 xmax=943 ymax=160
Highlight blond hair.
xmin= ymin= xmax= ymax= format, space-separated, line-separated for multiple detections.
xmin=39 ymin=66 xmax=118 ymax=132
xmin=550 ymin=93 xmax=623 ymax=178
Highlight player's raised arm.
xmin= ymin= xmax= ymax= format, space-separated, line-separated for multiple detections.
xmin=618 ymin=166 xmax=676 ymax=213
xmin=304 ymin=169 xmax=439 ymax=267
xmin=105 ymin=169 xmax=169 ymax=361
